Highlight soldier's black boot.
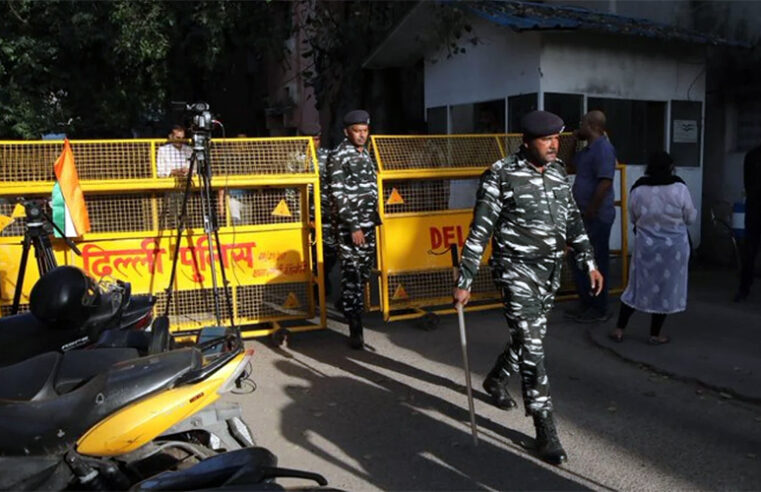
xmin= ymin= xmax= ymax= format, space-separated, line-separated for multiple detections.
xmin=348 ymin=313 xmax=364 ymax=350
xmin=533 ymin=411 xmax=568 ymax=465
xmin=482 ymin=360 xmax=517 ymax=410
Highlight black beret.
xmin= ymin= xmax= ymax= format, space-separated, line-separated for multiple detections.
xmin=300 ymin=122 xmax=322 ymax=136
xmin=520 ymin=110 xmax=564 ymax=138
xmin=343 ymin=110 xmax=371 ymax=127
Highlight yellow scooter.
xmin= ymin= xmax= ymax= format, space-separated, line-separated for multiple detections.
xmin=0 ymin=321 xmax=254 ymax=490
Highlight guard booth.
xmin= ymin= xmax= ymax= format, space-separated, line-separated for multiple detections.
xmin=0 ymin=138 xmax=326 ymax=341
xmin=370 ymin=133 xmax=628 ymax=326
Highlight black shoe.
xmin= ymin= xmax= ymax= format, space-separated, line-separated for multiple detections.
xmin=533 ymin=411 xmax=568 ymax=465
xmin=573 ymin=307 xmax=612 ymax=324
xmin=482 ymin=368 xmax=517 ymax=410
xmin=348 ymin=314 xmax=364 ymax=350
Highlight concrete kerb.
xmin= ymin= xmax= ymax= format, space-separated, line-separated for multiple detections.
xmin=586 ymin=325 xmax=761 ymax=404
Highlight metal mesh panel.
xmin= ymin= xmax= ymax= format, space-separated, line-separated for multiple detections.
xmin=236 ymin=283 xmax=310 ymax=319
xmin=158 ymin=192 xmax=212 ymax=231
xmin=154 ymin=287 xmax=233 ymax=327
xmin=1 ymin=304 xmax=28 ymax=316
xmin=209 ymin=139 xmax=315 ymax=175
xmin=383 ymin=180 xmax=451 ymax=214
xmin=72 ymin=142 xmax=153 ymax=180
xmin=0 ymin=138 xmax=315 ymax=185
xmin=0 ymin=143 xmax=61 ymax=183
xmin=0 ymin=201 xmax=26 ymax=237
xmin=0 ymin=142 xmax=154 ymax=183
xmin=388 ymin=254 xmax=625 ymax=306
xmin=388 ymin=268 xmax=498 ymax=306
xmin=222 ymin=188 xmax=302 ymax=226
xmin=373 ymin=136 xmax=503 ymax=171
xmin=87 ymin=193 xmax=154 ymax=233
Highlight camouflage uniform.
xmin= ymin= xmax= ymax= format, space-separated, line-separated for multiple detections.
xmin=328 ymin=138 xmax=379 ymax=316
xmin=316 ymin=147 xmax=337 ymax=250
xmin=313 ymin=147 xmax=338 ymax=295
xmin=457 ymin=149 xmax=596 ymax=416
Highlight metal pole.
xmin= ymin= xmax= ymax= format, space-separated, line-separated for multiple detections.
xmin=456 ymin=303 xmax=479 ymax=447
xmin=451 ymin=245 xmax=478 ymax=446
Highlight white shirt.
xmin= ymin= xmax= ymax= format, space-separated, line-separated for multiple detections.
xmin=156 ymin=144 xmax=192 ymax=177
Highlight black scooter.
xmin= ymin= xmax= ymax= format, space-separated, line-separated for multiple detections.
xmin=132 ymin=447 xmax=341 ymax=491
xmin=0 ymin=266 xmax=157 ymax=366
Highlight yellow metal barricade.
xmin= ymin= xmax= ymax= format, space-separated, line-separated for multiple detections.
xmin=0 ymin=138 xmax=326 ymax=339
xmin=371 ymin=133 xmax=628 ymax=323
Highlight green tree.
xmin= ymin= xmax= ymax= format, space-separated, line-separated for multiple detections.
xmin=0 ymin=0 xmax=290 ymax=138
xmin=294 ymin=1 xmax=477 ymax=138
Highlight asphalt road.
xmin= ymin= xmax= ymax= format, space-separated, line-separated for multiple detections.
xmin=225 ymin=303 xmax=761 ymax=491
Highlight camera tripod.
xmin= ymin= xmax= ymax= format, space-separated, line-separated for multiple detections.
xmin=164 ymin=103 xmax=235 ymax=327
xmin=11 ymin=199 xmax=81 ymax=314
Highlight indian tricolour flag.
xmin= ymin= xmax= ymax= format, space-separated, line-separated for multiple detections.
xmin=52 ymin=139 xmax=90 ymax=238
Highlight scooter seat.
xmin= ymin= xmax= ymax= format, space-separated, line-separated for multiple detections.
xmin=0 ymin=351 xmax=60 ymax=401
xmin=55 ymin=348 xmax=140 ymax=394
xmin=0 ymin=348 xmax=202 ymax=456
xmin=0 ymin=313 xmax=84 ymax=367
xmin=0 ymin=348 xmax=139 ymax=401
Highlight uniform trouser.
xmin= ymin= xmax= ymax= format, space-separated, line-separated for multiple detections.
xmin=570 ymin=217 xmax=612 ymax=313
xmin=337 ymin=228 xmax=376 ymax=316
xmin=491 ymin=258 xmax=563 ymax=416
xmin=318 ymin=225 xmax=338 ymax=295
xmin=740 ymin=197 xmax=761 ymax=293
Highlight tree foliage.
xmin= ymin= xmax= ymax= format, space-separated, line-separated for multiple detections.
xmin=0 ymin=0 xmax=475 ymax=139
xmin=0 ymin=0 xmax=290 ymax=138
xmin=295 ymin=1 xmax=477 ymax=137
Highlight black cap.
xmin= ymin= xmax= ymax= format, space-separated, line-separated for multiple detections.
xmin=300 ymin=122 xmax=322 ymax=136
xmin=520 ymin=110 xmax=564 ymax=138
xmin=343 ymin=110 xmax=371 ymax=127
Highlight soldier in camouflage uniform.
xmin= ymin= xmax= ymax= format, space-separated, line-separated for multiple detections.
xmin=301 ymin=123 xmax=338 ymax=296
xmin=453 ymin=110 xmax=604 ymax=465
xmin=328 ymin=110 xmax=379 ymax=350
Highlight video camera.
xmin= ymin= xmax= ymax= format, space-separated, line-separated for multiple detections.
xmin=171 ymin=101 xmax=213 ymax=134
xmin=19 ymin=198 xmax=48 ymax=225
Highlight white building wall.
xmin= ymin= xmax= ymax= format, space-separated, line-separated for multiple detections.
xmin=424 ymin=18 xmax=541 ymax=109
xmin=422 ymin=23 xmax=706 ymax=249
xmin=540 ymin=33 xmax=705 ymax=104
xmin=541 ymin=33 xmax=706 ymax=247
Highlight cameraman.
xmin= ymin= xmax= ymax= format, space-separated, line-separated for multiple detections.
xmin=157 ymin=124 xmax=192 ymax=178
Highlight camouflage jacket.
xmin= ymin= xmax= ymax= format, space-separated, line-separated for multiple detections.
xmin=328 ymin=139 xmax=379 ymax=232
xmin=308 ymin=147 xmax=333 ymax=227
xmin=457 ymin=150 xmax=597 ymax=290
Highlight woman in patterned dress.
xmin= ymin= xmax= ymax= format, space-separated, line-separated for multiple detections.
xmin=610 ymin=151 xmax=697 ymax=344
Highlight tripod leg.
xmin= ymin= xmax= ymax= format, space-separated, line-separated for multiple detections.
xmin=163 ymin=156 xmax=197 ymax=317
xmin=197 ymin=161 xmax=222 ymax=326
xmin=212 ymin=226 xmax=236 ymax=327
xmin=11 ymin=235 xmax=33 ymax=315
xmin=37 ymin=233 xmax=58 ymax=274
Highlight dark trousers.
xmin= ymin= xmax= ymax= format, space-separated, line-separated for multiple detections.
xmin=740 ymin=197 xmax=761 ymax=293
xmin=570 ymin=217 xmax=612 ymax=313
xmin=617 ymin=303 xmax=667 ymax=337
